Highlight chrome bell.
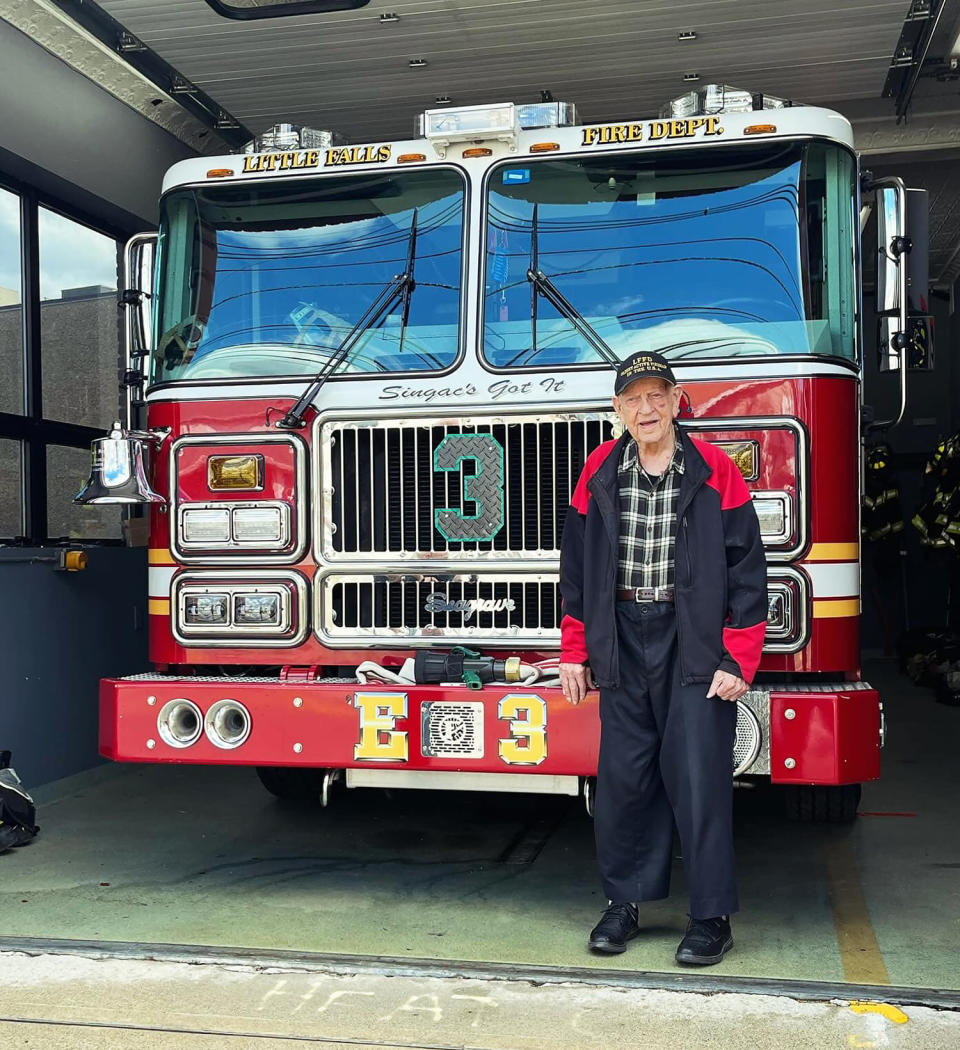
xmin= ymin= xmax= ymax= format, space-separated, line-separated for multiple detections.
xmin=74 ymin=420 xmax=166 ymax=505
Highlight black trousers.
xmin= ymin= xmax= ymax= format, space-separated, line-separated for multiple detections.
xmin=595 ymin=601 xmax=739 ymax=919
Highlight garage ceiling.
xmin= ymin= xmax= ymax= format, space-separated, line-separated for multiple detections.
xmin=8 ymin=0 xmax=960 ymax=285
xmin=88 ymin=0 xmax=945 ymax=144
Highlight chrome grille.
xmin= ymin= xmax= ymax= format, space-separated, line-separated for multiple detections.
xmin=318 ymin=412 xmax=615 ymax=561
xmin=733 ymin=701 xmax=762 ymax=775
xmin=318 ymin=572 xmax=560 ymax=645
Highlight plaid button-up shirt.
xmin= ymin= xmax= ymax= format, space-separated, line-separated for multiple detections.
xmin=617 ymin=427 xmax=685 ymax=590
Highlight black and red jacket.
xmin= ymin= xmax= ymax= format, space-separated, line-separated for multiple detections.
xmin=559 ymin=427 xmax=768 ymax=687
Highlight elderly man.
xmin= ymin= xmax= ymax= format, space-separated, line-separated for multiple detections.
xmin=559 ymin=351 xmax=767 ymax=965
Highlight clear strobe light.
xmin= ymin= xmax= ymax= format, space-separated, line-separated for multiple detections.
xmin=660 ymin=84 xmax=790 ymax=119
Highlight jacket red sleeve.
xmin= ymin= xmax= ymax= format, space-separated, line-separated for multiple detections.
xmin=708 ymin=448 xmax=768 ymax=683
xmin=558 ymin=444 xmax=609 ymax=664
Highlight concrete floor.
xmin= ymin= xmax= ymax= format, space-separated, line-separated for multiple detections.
xmin=1 ymin=659 xmax=959 ymax=1047
xmin=3 ymin=951 xmax=960 ymax=1050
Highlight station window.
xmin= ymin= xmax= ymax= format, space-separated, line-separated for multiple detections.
xmin=0 ymin=186 xmax=23 ymax=416
xmin=0 ymin=177 xmax=125 ymax=543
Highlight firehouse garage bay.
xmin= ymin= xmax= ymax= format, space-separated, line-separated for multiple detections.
xmin=3 ymin=2 xmax=960 ymax=1032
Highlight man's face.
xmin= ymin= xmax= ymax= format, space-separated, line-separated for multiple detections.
xmin=613 ymin=377 xmax=682 ymax=449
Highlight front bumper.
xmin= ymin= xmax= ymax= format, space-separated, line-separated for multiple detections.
xmin=100 ymin=675 xmax=881 ymax=786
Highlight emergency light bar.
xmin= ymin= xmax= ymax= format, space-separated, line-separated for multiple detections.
xmin=242 ymin=123 xmax=340 ymax=153
xmin=421 ymin=102 xmax=519 ymax=156
xmin=661 ymin=84 xmax=791 ymax=119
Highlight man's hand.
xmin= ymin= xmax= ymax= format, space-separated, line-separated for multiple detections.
xmin=559 ymin=662 xmax=591 ymax=705
xmin=707 ymin=669 xmax=748 ymax=702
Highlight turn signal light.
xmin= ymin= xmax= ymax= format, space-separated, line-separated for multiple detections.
xmin=208 ymin=454 xmax=263 ymax=491
xmin=398 ymin=153 xmax=427 ymax=164
xmin=206 ymin=168 xmax=235 ymax=178
xmin=462 ymin=147 xmax=493 ymax=158
xmin=744 ymin=124 xmax=777 ymax=136
xmin=529 ymin=142 xmax=560 ymax=153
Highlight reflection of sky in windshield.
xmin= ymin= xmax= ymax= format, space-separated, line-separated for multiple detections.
xmin=484 ymin=153 xmax=841 ymax=367
xmin=156 ymin=174 xmax=465 ymax=381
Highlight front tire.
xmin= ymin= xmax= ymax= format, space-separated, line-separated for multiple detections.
xmin=255 ymin=766 xmax=325 ymax=801
xmin=784 ymin=783 xmax=861 ymax=823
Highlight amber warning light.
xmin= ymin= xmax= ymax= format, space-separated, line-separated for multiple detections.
xmin=208 ymin=454 xmax=264 ymax=491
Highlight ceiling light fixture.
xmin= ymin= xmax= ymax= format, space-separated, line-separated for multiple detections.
xmin=435 ymin=95 xmax=452 ymax=104
xmin=170 ymin=74 xmax=199 ymax=95
xmin=682 ymin=72 xmax=700 ymax=82
xmin=409 ymin=57 xmax=427 ymax=68
xmin=118 ymin=31 xmax=146 ymax=52
xmin=379 ymin=12 xmax=400 ymax=22
xmin=677 ymin=30 xmax=697 ymax=42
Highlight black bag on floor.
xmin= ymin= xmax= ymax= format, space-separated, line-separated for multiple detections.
xmin=0 ymin=750 xmax=39 ymax=852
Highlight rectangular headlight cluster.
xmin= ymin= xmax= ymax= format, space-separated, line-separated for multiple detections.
xmin=765 ymin=574 xmax=807 ymax=651
xmin=179 ymin=501 xmax=289 ymax=550
xmin=751 ymin=491 xmax=793 ymax=546
xmin=176 ymin=580 xmax=294 ymax=638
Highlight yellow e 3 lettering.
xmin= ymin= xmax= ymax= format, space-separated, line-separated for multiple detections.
xmin=498 ymin=694 xmax=548 ymax=766
xmin=353 ymin=692 xmax=408 ymax=762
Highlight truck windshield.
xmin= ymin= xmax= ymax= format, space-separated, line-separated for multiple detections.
xmin=152 ymin=168 xmax=464 ymax=383
xmin=483 ymin=141 xmax=856 ymax=369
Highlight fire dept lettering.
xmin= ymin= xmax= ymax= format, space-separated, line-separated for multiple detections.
xmin=325 ymin=145 xmax=392 ymax=166
xmin=581 ymin=116 xmax=723 ymax=147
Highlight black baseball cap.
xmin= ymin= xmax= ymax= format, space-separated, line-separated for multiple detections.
xmin=614 ymin=351 xmax=677 ymax=395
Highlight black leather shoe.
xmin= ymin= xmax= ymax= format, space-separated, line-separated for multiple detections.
xmin=675 ymin=916 xmax=733 ymax=965
xmin=588 ymin=902 xmax=639 ymax=954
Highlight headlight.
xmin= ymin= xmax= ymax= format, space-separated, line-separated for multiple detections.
xmin=751 ymin=492 xmax=792 ymax=545
xmin=233 ymin=506 xmax=283 ymax=543
xmin=181 ymin=507 xmax=230 ymax=543
xmin=184 ymin=593 xmax=229 ymax=625
xmin=234 ymin=593 xmax=280 ymax=625
xmin=765 ymin=573 xmax=807 ymax=651
xmin=767 ymin=590 xmax=789 ymax=633
xmin=177 ymin=501 xmax=291 ymax=550
xmin=174 ymin=575 xmax=300 ymax=643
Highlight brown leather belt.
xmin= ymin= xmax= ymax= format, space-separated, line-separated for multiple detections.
xmin=616 ymin=586 xmax=675 ymax=603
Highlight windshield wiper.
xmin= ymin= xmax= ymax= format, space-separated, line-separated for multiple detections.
xmin=277 ymin=209 xmax=419 ymax=430
xmin=524 ymin=202 xmax=620 ymax=368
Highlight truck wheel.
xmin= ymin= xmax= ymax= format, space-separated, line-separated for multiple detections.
xmin=784 ymin=783 xmax=861 ymax=823
xmin=255 ymin=766 xmax=325 ymax=801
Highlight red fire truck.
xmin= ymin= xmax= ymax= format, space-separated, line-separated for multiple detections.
xmin=80 ymin=86 xmax=922 ymax=822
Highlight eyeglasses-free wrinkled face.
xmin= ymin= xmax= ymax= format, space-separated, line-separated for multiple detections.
xmin=613 ymin=377 xmax=683 ymax=450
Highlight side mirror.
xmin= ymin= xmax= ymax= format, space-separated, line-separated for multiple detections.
xmin=875 ymin=183 xmax=930 ymax=373
xmin=875 ymin=185 xmax=904 ymax=323
xmin=121 ymin=232 xmax=158 ymax=425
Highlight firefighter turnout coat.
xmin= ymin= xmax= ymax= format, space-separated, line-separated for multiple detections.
xmin=559 ymin=428 xmax=768 ymax=688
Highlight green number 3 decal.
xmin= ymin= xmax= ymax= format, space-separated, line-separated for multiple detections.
xmin=433 ymin=433 xmax=505 ymax=542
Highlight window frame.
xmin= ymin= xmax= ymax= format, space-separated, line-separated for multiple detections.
xmin=0 ymin=169 xmax=133 ymax=544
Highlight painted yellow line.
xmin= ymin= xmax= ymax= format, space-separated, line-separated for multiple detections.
xmin=807 ymin=542 xmax=859 ymax=561
xmin=813 ymin=599 xmax=860 ymax=619
xmin=824 ymin=836 xmax=890 ymax=985
xmin=850 ymin=1002 xmax=908 ymax=1024
xmin=148 ymin=599 xmax=170 ymax=615
xmin=148 ymin=549 xmax=176 ymax=566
